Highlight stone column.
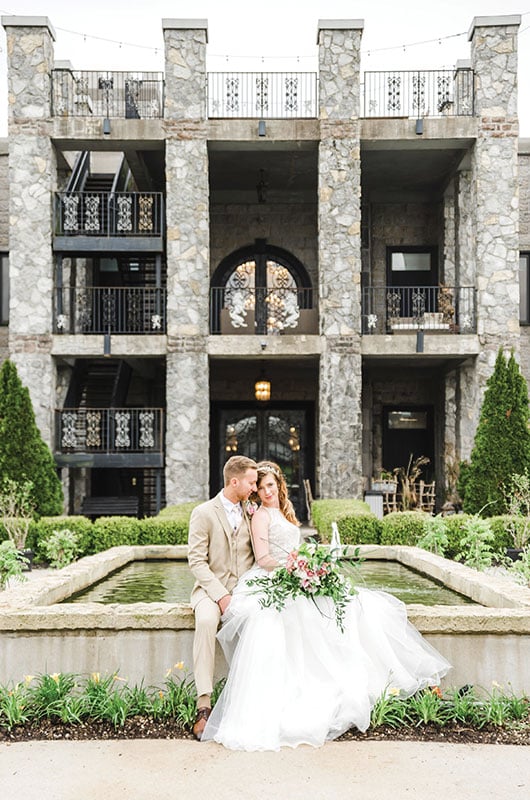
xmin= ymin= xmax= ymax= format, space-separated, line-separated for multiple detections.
xmin=1 ymin=16 xmax=57 ymax=443
xmin=317 ymin=21 xmax=364 ymax=498
xmin=456 ymin=15 xmax=521 ymax=461
xmin=163 ymin=20 xmax=210 ymax=502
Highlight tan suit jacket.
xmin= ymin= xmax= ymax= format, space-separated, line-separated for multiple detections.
xmin=188 ymin=493 xmax=255 ymax=609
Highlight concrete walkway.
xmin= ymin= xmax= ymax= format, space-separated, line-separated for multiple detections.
xmin=0 ymin=739 xmax=528 ymax=800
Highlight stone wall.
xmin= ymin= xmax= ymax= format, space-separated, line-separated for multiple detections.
xmin=519 ymin=151 xmax=530 ymax=247
xmin=317 ymin=22 xmax=363 ymax=498
xmin=2 ymin=18 xmax=57 ymax=443
xmin=210 ymin=202 xmax=317 ymax=284
xmin=370 ymin=202 xmax=440 ymax=285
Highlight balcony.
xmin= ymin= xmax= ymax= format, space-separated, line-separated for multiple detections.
xmin=363 ymin=68 xmax=474 ymax=117
xmin=210 ymin=287 xmax=317 ymax=335
xmin=361 ymin=285 xmax=476 ymax=335
xmin=55 ymin=286 xmax=167 ymax=335
xmin=207 ymin=72 xmax=317 ymax=118
xmin=54 ymin=192 xmax=164 ymax=252
xmin=55 ymin=407 xmax=164 ymax=468
xmin=52 ymin=70 xmax=164 ymax=118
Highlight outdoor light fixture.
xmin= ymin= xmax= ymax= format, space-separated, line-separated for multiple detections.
xmin=255 ymin=373 xmax=271 ymax=402
xmin=103 ymin=118 xmax=111 ymax=135
xmin=415 ymin=118 xmax=423 ymax=135
xmin=103 ymin=332 xmax=111 ymax=357
xmin=258 ymin=119 xmax=266 ymax=137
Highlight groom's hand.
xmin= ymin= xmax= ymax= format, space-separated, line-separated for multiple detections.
xmin=218 ymin=594 xmax=231 ymax=615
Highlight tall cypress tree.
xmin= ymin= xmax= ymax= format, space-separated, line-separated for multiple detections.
xmin=0 ymin=359 xmax=63 ymax=516
xmin=460 ymin=348 xmax=530 ymax=515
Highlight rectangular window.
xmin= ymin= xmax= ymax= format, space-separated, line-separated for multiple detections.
xmin=519 ymin=253 xmax=529 ymax=323
xmin=387 ymin=410 xmax=428 ymax=430
xmin=390 ymin=252 xmax=432 ymax=272
xmin=0 ymin=253 xmax=8 ymax=325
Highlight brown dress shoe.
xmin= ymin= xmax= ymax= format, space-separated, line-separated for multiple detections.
xmin=193 ymin=707 xmax=211 ymax=741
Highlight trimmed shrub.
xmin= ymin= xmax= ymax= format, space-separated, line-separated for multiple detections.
xmin=311 ymin=499 xmax=371 ymax=541
xmin=91 ymin=517 xmax=142 ymax=551
xmin=30 ymin=516 xmax=94 ymax=561
xmin=380 ymin=511 xmax=429 ymax=546
xmin=459 ymin=349 xmax=530 ymax=516
xmin=489 ymin=515 xmax=520 ymax=554
xmin=138 ymin=517 xmax=189 ymax=546
xmin=157 ymin=502 xmax=199 ymax=521
xmin=337 ymin=513 xmax=381 ymax=546
xmin=441 ymin=515 xmax=473 ymax=559
xmin=0 ymin=360 xmax=63 ymax=516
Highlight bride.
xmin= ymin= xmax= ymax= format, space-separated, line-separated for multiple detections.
xmin=201 ymin=461 xmax=451 ymax=751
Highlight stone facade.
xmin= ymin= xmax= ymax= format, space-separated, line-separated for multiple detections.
xmin=0 ymin=14 xmax=527 ymax=511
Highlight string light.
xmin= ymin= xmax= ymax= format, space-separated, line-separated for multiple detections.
xmin=0 ymin=7 xmax=528 ymax=61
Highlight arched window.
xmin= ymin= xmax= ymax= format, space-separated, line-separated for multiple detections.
xmin=211 ymin=242 xmax=312 ymax=335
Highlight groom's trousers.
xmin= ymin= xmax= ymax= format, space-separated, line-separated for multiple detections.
xmin=193 ymin=596 xmax=222 ymax=698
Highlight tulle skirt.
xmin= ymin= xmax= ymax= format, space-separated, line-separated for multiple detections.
xmin=202 ymin=567 xmax=451 ymax=751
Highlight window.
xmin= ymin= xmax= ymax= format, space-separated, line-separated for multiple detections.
xmin=519 ymin=253 xmax=530 ymax=323
xmin=0 ymin=254 xmax=8 ymax=325
xmin=390 ymin=252 xmax=432 ymax=272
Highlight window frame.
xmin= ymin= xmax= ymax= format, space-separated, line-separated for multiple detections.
xmin=519 ymin=252 xmax=530 ymax=324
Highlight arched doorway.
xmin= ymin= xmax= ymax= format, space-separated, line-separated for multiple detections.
xmin=210 ymin=240 xmax=313 ymax=335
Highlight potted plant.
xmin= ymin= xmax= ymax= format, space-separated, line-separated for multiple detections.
xmin=372 ymin=471 xmax=397 ymax=494
xmin=0 ymin=478 xmax=35 ymax=569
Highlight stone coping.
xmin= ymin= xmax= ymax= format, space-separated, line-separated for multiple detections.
xmin=1 ymin=16 xmax=56 ymax=39
xmin=1 ymin=544 xmax=529 ymax=635
xmin=468 ymin=14 xmax=521 ymax=40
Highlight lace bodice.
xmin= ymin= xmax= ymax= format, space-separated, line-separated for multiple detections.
xmin=264 ymin=507 xmax=300 ymax=565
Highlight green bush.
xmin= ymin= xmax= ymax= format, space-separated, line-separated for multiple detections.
xmin=380 ymin=511 xmax=429 ymax=546
xmin=337 ymin=514 xmax=381 ymax=545
xmin=441 ymin=515 xmax=473 ymax=558
xmin=91 ymin=517 xmax=142 ymax=551
xmin=459 ymin=349 xmax=530 ymax=516
xmin=30 ymin=516 xmax=94 ymax=561
xmin=420 ymin=514 xmax=513 ymax=559
xmin=157 ymin=502 xmax=199 ymax=521
xmin=311 ymin=499 xmax=371 ymax=541
xmin=138 ymin=517 xmax=189 ymax=546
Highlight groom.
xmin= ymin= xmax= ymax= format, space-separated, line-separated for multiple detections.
xmin=188 ymin=454 xmax=258 ymax=740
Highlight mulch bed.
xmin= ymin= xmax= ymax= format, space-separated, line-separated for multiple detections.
xmin=1 ymin=719 xmax=528 ymax=745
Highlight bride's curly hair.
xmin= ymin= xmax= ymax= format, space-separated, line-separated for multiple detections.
xmin=255 ymin=461 xmax=300 ymax=526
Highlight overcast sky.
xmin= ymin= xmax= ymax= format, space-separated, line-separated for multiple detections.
xmin=0 ymin=0 xmax=528 ymax=134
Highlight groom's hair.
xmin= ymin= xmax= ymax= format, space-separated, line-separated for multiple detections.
xmin=223 ymin=455 xmax=258 ymax=485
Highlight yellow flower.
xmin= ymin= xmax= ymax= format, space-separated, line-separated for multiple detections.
xmin=91 ymin=672 xmax=100 ymax=684
xmin=388 ymin=687 xmax=400 ymax=697
xmin=492 ymin=680 xmax=503 ymax=690
xmin=165 ymin=667 xmax=172 ymax=677
xmin=51 ymin=673 xmax=60 ymax=684
xmin=23 ymin=675 xmax=34 ymax=686
xmin=113 ymin=674 xmax=126 ymax=682
xmin=159 ymin=691 xmax=164 ymax=699
xmin=175 ymin=661 xmax=184 ymax=670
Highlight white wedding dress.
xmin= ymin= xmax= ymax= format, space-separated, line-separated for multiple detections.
xmin=202 ymin=508 xmax=451 ymax=751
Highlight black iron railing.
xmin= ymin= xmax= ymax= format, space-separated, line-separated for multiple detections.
xmin=363 ymin=68 xmax=474 ymax=117
xmin=56 ymin=407 xmax=164 ymax=454
xmin=208 ymin=72 xmax=317 ymax=118
xmin=361 ymin=285 xmax=476 ymax=334
xmin=210 ymin=286 xmax=316 ymax=335
xmin=54 ymin=192 xmax=164 ymax=237
xmin=55 ymin=286 xmax=166 ymax=334
xmin=52 ymin=70 xmax=164 ymax=118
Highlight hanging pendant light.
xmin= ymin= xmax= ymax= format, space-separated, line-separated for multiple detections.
xmin=255 ymin=372 xmax=271 ymax=402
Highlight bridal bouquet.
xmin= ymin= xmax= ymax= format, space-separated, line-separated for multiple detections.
xmin=247 ymin=542 xmax=358 ymax=632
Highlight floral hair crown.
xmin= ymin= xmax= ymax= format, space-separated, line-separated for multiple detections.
xmin=257 ymin=463 xmax=281 ymax=478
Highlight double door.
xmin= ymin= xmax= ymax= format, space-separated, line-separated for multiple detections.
xmin=212 ymin=404 xmax=314 ymax=520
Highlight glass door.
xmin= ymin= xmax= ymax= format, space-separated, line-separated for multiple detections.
xmin=213 ymin=404 xmax=313 ymax=520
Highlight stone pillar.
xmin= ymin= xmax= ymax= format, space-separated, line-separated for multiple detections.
xmin=163 ymin=20 xmax=210 ymax=502
xmin=455 ymin=15 xmax=521 ymax=461
xmin=2 ymin=16 xmax=57 ymax=443
xmin=317 ymin=21 xmax=364 ymax=498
